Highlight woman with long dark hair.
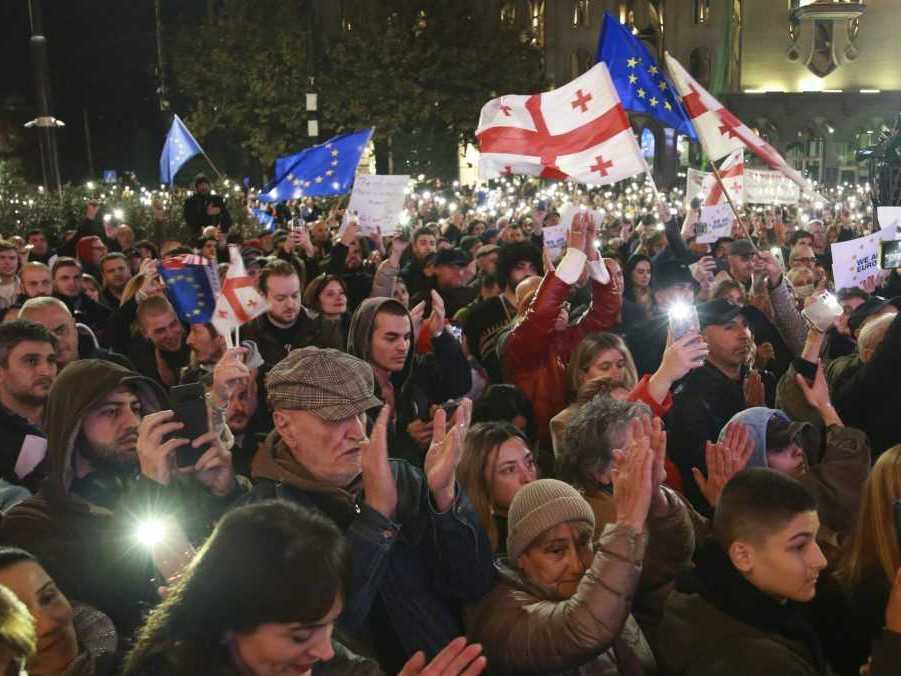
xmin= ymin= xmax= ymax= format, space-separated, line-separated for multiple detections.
xmin=623 ymin=254 xmax=654 ymax=321
xmin=123 ymin=501 xmax=486 ymax=676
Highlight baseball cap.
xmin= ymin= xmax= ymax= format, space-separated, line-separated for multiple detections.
xmin=266 ymin=347 xmax=383 ymax=421
xmin=651 ymin=260 xmax=697 ymax=291
xmin=697 ymin=298 xmax=749 ymax=329
xmin=847 ymin=295 xmax=901 ymax=336
xmin=476 ymin=243 xmax=500 ymax=258
xmin=728 ymin=240 xmax=756 ymax=257
xmin=434 ymin=249 xmax=471 ymax=267
xmin=765 ymin=415 xmax=815 ymax=452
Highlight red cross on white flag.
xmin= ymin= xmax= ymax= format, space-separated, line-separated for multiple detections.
xmin=211 ymin=245 xmax=269 ymax=339
xmin=703 ymin=150 xmax=744 ymax=206
xmin=664 ymin=52 xmax=809 ymax=192
xmin=476 ymin=63 xmax=648 ymax=186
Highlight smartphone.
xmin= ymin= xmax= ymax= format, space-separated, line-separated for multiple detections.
xmin=880 ymin=240 xmax=901 ymax=269
xmin=168 ymin=383 xmax=210 ymax=468
xmin=668 ymin=303 xmax=700 ymax=340
xmin=440 ymin=398 xmax=464 ymax=418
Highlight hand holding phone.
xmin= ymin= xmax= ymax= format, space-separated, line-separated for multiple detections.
xmin=668 ymin=303 xmax=700 ymax=341
xmin=168 ymin=383 xmax=210 ymax=468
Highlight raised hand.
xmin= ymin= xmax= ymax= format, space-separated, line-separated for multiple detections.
xmin=361 ymin=406 xmax=397 ymax=519
xmin=658 ymin=333 xmax=708 ymax=383
xmin=136 ymin=410 xmax=187 ymax=486
xmin=611 ymin=432 xmax=655 ymax=531
xmin=743 ymin=370 xmax=765 ymax=407
xmin=691 ymin=423 xmax=753 ymax=507
xmin=425 ymin=399 xmax=472 ymax=512
xmin=399 ymin=637 xmax=487 ymax=676
xmin=340 ymin=218 xmax=360 ymax=247
xmin=211 ymin=347 xmax=250 ymax=408
xmin=187 ymin=431 xmax=235 ymax=496
xmin=566 ymin=215 xmax=587 ymax=252
xmin=409 ymin=300 xmax=426 ymax=341
xmin=429 ymin=290 xmax=446 ymax=337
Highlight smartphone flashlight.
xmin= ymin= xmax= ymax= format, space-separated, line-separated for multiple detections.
xmin=135 ymin=517 xmax=168 ymax=548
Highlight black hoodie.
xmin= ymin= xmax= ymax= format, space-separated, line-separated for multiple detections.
xmin=347 ymin=298 xmax=471 ymax=466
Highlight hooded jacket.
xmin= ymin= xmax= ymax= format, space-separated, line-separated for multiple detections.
xmin=347 ymin=298 xmax=470 ymax=466
xmin=0 ymin=359 xmax=235 ymax=638
xmin=720 ymin=407 xmax=870 ymax=554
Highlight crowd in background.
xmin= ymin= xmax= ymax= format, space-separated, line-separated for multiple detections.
xmin=0 ymin=169 xmax=896 ymax=675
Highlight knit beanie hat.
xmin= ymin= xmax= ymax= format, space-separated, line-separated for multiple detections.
xmin=507 ymin=479 xmax=596 ymax=562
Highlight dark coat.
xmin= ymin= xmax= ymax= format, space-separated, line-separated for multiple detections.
xmin=247 ymin=436 xmax=494 ymax=674
xmin=182 ymin=193 xmax=233 ymax=234
xmin=241 ymin=308 xmax=344 ymax=373
xmin=0 ymin=360 xmax=241 ymax=639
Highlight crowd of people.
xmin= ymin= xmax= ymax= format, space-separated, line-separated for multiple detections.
xmin=0 ymin=169 xmax=897 ymax=675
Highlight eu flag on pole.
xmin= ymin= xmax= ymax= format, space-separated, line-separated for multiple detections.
xmin=158 ymin=254 xmax=220 ymax=324
xmin=596 ymin=12 xmax=696 ymax=139
xmin=160 ymin=114 xmax=203 ymax=185
xmin=258 ymin=128 xmax=374 ymax=203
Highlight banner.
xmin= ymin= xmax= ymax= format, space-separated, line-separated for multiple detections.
xmin=696 ymin=203 xmax=734 ymax=244
xmin=831 ymin=231 xmax=882 ymax=291
xmin=344 ymin=174 xmax=410 ymax=237
xmin=685 ymin=168 xmax=800 ymax=206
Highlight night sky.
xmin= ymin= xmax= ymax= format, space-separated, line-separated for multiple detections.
xmin=1 ymin=1 xmax=207 ymax=185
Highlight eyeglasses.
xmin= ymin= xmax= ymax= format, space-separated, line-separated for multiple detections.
xmin=792 ymin=256 xmax=816 ymax=265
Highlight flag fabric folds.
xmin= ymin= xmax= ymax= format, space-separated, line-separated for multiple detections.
xmin=160 ymin=114 xmax=203 ymax=185
xmin=703 ymin=150 xmax=744 ymax=206
xmin=211 ymin=246 xmax=269 ymax=338
xmin=158 ymin=254 xmax=220 ymax=324
xmin=258 ymin=128 xmax=374 ymax=203
xmin=476 ymin=63 xmax=648 ymax=186
xmin=596 ymin=11 xmax=696 ymax=139
xmin=664 ymin=52 xmax=809 ymax=190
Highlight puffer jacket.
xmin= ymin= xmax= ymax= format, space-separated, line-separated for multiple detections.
xmin=466 ymin=523 xmax=653 ymax=676
xmin=502 ymin=259 xmax=621 ymax=447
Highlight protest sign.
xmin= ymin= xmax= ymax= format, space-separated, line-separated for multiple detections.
xmin=831 ymin=231 xmax=882 ymax=291
xmin=877 ymin=207 xmax=901 ymax=241
xmin=686 ymin=168 xmax=800 ymax=206
xmin=696 ymin=203 xmax=734 ymax=244
xmin=344 ymin=174 xmax=409 ymax=237
xmin=542 ymin=224 xmax=568 ymax=260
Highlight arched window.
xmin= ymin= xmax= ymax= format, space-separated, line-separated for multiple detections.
xmin=640 ymin=127 xmax=656 ymax=162
xmin=573 ymin=0 xmax=591 ymax=27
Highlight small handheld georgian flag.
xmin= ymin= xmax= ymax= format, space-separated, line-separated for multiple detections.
xmin=211 ymin=246 xmax=269 ymax=338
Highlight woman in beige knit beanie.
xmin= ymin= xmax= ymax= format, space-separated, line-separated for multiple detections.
xmin=466 ymin=431 xmax=657 ymax=675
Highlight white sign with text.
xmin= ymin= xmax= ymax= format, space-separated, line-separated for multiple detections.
xmin=345 ymin=174 xmax=410 ymax=236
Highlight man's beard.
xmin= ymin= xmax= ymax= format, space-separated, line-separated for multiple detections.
xmin=10 ymin=389 xmax=49 ymax=409
xmin=75 ymin=431 xmax=138 ymax=475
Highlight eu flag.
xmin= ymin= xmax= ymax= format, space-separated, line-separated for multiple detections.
xmin=258 ymin=128 xmax=374 ymax=203
xmin=159 ymin=254 xmax=220 ymax=324
xmin=160 ymin=114 xmax=204 ymax=185
xmin=596 ymin=12 xmax=696 ymax=139
xmin=252 ymin=208 xmax=275 ymax=230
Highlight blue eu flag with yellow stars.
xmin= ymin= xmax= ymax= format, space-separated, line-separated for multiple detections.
xmin=160 ymin=114 xmax=204 ymax=185
xmin=258 ymin=128 xmax=374 ymax=203
xmin=596 ymin=12 xmax=696 ymax=139
xmin=158 ymin=254 xmax=220 ymax=324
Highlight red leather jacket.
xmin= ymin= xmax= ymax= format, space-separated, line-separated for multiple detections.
xmin=502 ymin=268 xmax=621 ymax=446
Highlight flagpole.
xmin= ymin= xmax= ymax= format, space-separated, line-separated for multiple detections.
xmin=708 ymin=159 xmax=757 ymax=251
xmin=199 ymin=148 xmax=225 ymax=182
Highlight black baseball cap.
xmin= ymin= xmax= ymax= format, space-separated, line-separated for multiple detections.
xmin=847 ymin=295 xmax=901 ymax=336
xmin=652 ymin=260 xmax=698 ymax=291
xmin=697 ymin=298 xmax=749 ymax=329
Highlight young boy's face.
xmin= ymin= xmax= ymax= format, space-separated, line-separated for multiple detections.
xmin=731 ymin=510 xmax=827 ymax=602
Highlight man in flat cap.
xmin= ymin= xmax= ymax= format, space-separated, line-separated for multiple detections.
xmin=243 ymin=347 xmax=493 ymax=674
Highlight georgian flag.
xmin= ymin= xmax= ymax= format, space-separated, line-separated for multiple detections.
xmin=664 ymin=52 xmax=810 ymax=191
xmin=476 ymin=63 xmax=648 ymax=186
xmin=211 ymin=245 xmax=269 ymax=338
xmin=702 ymin=150 xmax=744 ymax=206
